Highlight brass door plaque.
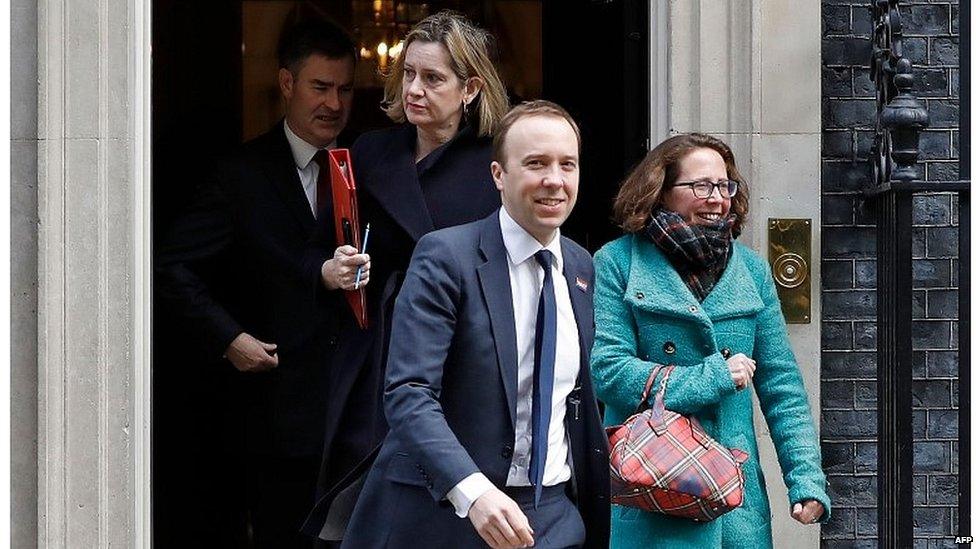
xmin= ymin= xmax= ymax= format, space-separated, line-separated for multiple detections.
xmin=767 ymin=218 xmax=811 ymax=323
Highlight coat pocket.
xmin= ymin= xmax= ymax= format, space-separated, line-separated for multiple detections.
xmin=728 ymin=435 xmax=771 ymax=525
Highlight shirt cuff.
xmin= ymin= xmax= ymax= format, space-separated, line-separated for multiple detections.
xmin=445 ymin=473 xmax=494 ymax=518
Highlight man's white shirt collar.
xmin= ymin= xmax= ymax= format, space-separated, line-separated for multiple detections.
xmin=283 ymin=119 xmax=335 ymax=169
xmin=499 ymin=205 xmax=563 ymax=272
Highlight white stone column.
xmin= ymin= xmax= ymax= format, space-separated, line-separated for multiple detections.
xmin=668 ymin=1 xmax=823 ymax=546
xmin=12 ymin=0 xmax=40 ymax=545
xmin=35 ymin=0 xmax=151 ymax=545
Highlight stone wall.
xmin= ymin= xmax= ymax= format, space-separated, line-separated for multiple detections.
xmin=820 ymin=1 xmax=961 ymax=546
xmin=11 ymin=0 xmax=39 ymax=545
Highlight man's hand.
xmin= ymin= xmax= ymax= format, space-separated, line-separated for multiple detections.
xmin=321 ymin=245 xmax=370 ymax=291
xmin=791 ymin=500 xmax=825 ymax=524
xmin=225 ymin=332 xmax=278 ymax=373
xmin=726 ymin=353 xmax=757 ymax=390
xmin=468 ymin=488 xmax=535 ymax=549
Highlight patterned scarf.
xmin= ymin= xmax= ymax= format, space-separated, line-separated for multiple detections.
xmin=642 ymin=207 xmax=738 ymax=302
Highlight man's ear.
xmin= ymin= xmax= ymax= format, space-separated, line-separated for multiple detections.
xmin=490 ymin=160 xmax=504 ymax=191
xmin=278 ymin=68 xmax=295 ymax=101
xmin=463 ymin=76 xmax=484 ymax=105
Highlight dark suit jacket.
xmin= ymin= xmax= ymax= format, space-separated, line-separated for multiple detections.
xmin=156 ymin=121 xmax=355 ymax=457
xmin=340 ymin=211 xmax=610 ymax=549
xmin=306 ymin=124 xmax=501 ymax=530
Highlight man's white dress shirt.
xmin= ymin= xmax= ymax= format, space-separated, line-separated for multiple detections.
xmin=283 ymin=120 xmax=336 ymax=219
xmin=445 ymin=206 xmax=581 ymax=517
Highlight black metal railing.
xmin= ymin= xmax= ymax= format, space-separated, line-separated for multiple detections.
xmin=864 ymin=1 xmax=970 ymax=547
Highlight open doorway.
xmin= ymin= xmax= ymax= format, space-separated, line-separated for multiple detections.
xmin=151 ymin=1 xmax=648 ymax=543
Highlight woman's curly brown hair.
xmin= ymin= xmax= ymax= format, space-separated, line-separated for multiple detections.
xmin=612 ymin=133 xmax=750 ymax=233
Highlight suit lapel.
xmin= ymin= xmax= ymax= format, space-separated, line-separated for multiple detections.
xmin=361 ymin=126 xmax=435 ymax=241
xmin=260 ymin=122 xmax=316 ymax=235
xmin=476 ymin=212 xmax=519 ymax=429
xmin=560 ymin=241 xmax=593 ymax=371
xmin=560 ymin=240 xmax=601 ymax=494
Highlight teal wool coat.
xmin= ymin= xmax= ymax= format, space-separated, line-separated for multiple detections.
xmin=591 ymin=234 xmax=830 ymax=549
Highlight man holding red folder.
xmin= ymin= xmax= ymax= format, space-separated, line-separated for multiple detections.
xmin=156 ymin=16 xmax=368 ymax=548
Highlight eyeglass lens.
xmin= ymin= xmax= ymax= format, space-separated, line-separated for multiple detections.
xmin=692 ymin=180 xmax=737 ymax=198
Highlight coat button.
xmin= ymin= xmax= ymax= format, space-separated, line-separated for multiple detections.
xmin=689 ymin=305 xmax=698 ymax=313
xmin=663 ymin=341 xmax=676 ymax=355
xmin=328 ymin=336 xmax=338 ymax=346
xmin=635 ymin=291 xmax=645 ymax=299
xmin=721 ymin=347 xmax=732 ymax=359
xmin=501 ymin=445 xmax=514 ymax=459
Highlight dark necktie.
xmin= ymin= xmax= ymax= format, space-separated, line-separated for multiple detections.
xmin=530 ymin=249 xmax=557 ymax=507
xmin=312 ymin=149 xmax=331 ymax=220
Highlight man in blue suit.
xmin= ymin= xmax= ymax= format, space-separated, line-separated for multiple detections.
xmin=342 ymin=101 xmax=610 ymax=549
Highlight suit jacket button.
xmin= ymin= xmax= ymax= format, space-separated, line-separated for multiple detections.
xmin=328 ymin=336 xmax=338 ymax=346
xmin=501 ymin=445 xmax=514 ymax=459
xmin=721 ymin=347 xmax=732 ymax=359
xmin=635 ymin=291 xmax=645 ymax=299
xmin=663 ymin=341 xmax=676 ymax=355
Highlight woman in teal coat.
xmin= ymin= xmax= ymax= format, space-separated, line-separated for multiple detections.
xmin=591 ymin=133 xmax=830 ymax=548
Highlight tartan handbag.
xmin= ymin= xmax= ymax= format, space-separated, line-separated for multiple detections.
xmin=606 ymin=364 xmax=749 ymax=521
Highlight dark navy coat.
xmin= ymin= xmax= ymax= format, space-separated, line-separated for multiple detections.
xmin=341 ymin=212 xmax=610 ymax=549
xmin=156 ymin=122 xmax=356 ymax=457
xmin=305 ymin=124 xmax=502 ymax=537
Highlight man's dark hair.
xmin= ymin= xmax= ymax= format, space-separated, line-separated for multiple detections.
xmin=492 ymin=100 xmax=581 ymax=165
xmin=277 ymin=16 xmax=356 ymax=75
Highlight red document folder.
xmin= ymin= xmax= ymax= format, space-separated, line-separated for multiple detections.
xmin=328 ymin=149 xmax=368 ymax=329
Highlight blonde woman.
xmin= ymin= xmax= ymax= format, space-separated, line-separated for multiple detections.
xmin=304 ymin=10 xmax=511 ymax=545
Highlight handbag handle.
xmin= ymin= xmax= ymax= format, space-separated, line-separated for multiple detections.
xmin=649 ymin=365 xmax=675 ymax=425
xmin=636 ymin=364 xmax=665 ymax=413
xmin=647 ymin=367 xmax=712 ymax=448
xmin=635 ymin=364 xmax=675 ymax=414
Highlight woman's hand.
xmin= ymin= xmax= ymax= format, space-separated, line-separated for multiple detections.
xmin=321 ymin=245 xmax=370 ymax=290
xmin=725 ymin=353 xmax=756 ymax=389
xmin=791 ymin=500 xmax=824 ymax=524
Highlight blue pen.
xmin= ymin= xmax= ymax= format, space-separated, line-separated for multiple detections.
xmin=354 ymin=223 xmax=371 ymax=290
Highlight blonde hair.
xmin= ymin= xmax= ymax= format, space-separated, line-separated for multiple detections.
xmin=382 ymin=10 xmax=509 ymax=136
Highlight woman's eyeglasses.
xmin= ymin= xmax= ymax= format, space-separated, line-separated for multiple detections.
xmin=671 ymin=179 xmax=739 ymax=199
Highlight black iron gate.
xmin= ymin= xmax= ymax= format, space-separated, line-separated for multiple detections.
xmin=863 ymin=1 xmax=970 ymax=546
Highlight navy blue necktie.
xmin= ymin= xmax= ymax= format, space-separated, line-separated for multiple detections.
xmin=530 ymin=249 xmax=557 ymax=507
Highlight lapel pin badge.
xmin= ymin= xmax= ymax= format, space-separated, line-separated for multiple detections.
xmin=575 ymin=276 xmax=589 ymax=292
